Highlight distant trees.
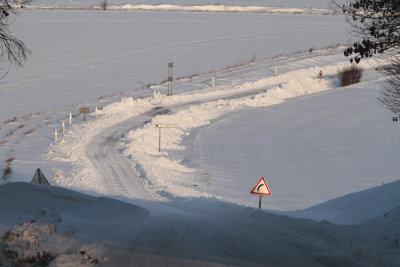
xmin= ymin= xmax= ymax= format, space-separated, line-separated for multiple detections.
xmin=0 ymin=0 xmax=30 ymax=70
xmin=100 ymin=0 xmax=107 ymax=10
xmin=335 ymin=0 xmax=400 ymax=112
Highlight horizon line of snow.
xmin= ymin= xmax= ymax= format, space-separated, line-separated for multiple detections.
xmin=21 ymin=4 xmax=337 ymax=15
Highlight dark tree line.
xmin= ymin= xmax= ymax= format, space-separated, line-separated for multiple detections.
xmin=336 ymin=0 xmax=400 ymax=112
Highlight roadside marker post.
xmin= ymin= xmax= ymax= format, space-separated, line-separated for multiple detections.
xmin=54 ymin=129 xmax=58 ymax=142
xmin=250 ymin=177 xmax=271 ymax=209
xmin=69 ymin=113 xmax=72 ymax=126
xmin=154 ymin=123 xmax=178 ymax=152
xmin=62 ymin=121 xmax=65 ymax=133
xmin=212 ymin=77 xmax=215 ymax=88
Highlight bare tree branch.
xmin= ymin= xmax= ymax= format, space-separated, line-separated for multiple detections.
xmin=0 ymin=0 xmax=31 ymax=67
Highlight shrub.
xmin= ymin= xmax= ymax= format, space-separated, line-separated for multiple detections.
xmin=2 ymin=157 xmax=14 ymax=182
xmin=2 ymin=166 xmax=11 ymax=182
xmin=338 ymin=64 xmax=364 ymax=86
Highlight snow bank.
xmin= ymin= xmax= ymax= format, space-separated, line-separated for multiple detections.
xmin=287 ymin=179 xmax=400 ymax=225
xmin=29 ymin=0 xmax=332 ymax=10
xmin=107 ymin=4 xmax=333 ymax=15
xmin=0 ymin=182 xmax=149 ymax=264
xmin=0 ymin=182 xmax=149 ymax=226
xmin=25 ymin=0 xmax=334 ymax=14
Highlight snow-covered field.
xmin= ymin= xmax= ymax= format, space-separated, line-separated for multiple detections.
xmin=0 ymin=1 xmax=399 ymax=266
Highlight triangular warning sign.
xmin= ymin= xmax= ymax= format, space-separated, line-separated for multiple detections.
xmin=250 ymin=177 xmax=271 ymax=196
xmin=31 ymin=168 xmax=50 ymax=185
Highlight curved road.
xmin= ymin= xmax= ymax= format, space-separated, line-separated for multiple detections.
xmin=83 ymin=85 xmax=334 ymax=266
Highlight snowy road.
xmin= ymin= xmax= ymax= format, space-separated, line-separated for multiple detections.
xmin=84 ymin=87 xmax=337 ymax=266
xmin=85 ymin=82 xmax=280 ymax=211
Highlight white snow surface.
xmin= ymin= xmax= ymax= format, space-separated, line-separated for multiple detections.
xmin=0 ymin=3 xmax=399 ymax=266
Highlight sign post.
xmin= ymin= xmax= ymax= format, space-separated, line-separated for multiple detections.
xmin=79 ymin=107 xmax=90 ymax=121
xmin=154 ymin=123 xmax=178 ymax=152
xmin=168 ymin=63 xmax=174 ymax=96
xmin=250 ymin=177 xmax=271 ymax=209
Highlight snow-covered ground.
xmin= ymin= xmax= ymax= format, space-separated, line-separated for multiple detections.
xmin=1 ymin=2 xmax=399 ymax=266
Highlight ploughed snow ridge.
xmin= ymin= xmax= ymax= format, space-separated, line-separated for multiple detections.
xmin=24 ymin=3 xmax=334 ymax=15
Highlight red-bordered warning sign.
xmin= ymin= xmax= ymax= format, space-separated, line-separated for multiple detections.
xmin=250 ymin=177 xmax=271 ymax=196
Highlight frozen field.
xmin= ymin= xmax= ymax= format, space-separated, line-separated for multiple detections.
xmin=0 ymin=3 xmax=399 ymax=266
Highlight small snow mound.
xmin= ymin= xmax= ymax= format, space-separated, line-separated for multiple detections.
xmin=1 ymin=220 xmax=57 ymax=265
xmin=50 ymin=245 xmax=103 ymax=266
xmin=1 ymin=218 xmax=104 ymax=266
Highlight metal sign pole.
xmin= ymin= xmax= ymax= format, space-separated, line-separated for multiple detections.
xmin=159 ymin=127 xmax=161 ymax=152
xmin=168 ymin=65 xmax=170 ymax=96
xmin=79 ymin=107 xmax=90 ymax=122
xmin=155 ymin=123 xmax=178 ymax=152
xmin=250 ymin=177 xmax=272 ymax=209
xmin=168 ymin=63 xmax=173 ymax=96
xmin=170 ymin=64 xmax=173 ymax=96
